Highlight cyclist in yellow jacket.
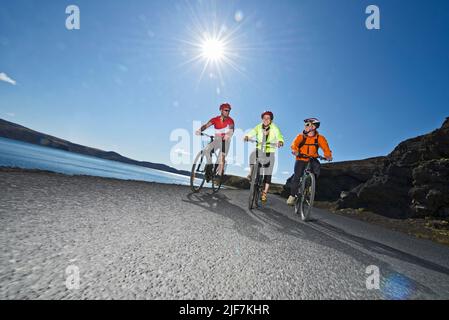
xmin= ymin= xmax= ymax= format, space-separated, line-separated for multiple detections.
xmin=244 ymin=111 xmax=284 ymax=203
xmin=287 ymin=117 xmax=333 ymax=206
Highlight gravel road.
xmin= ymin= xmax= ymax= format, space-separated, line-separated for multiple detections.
xmin=1 ymin=169 xmax=449 ymax=299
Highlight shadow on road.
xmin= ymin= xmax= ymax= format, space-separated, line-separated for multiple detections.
xmin=183 ymin=192 xmax=270 ymax=243
xmin=181 ymin=190 xmax=446 ymax=297
xmin=254 ymin=204 xmax=444 ymax=298
xmin=312 ymin=219 xmax=449 ymax=277
xmin=261 ymin=204 xmax=449 ymax=276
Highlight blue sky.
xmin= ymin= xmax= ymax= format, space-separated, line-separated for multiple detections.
xmin=1 ymin=0 xmax=448 ymax=183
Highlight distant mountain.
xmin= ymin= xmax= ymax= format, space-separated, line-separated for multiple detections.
xmin=0 ymin=118 xmax=191 ymax=177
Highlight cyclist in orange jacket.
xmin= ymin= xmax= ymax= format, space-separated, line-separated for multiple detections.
xmin=287 ymin=118 xmax=333 ymax=206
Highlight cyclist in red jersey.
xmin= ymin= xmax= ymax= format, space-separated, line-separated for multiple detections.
xmin=195 ymin=103 xmax=235 ymax=181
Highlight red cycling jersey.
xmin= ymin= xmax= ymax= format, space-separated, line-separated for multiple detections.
xmin=209 ymin=116 xmax=235 ymax=137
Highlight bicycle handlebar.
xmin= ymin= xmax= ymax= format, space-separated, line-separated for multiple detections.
xmin=246 ymin=139 xmax=280 ymax=147
xmin=200 ymin=133 xmax=214 ymax=138
xmin=294 ymin=152 xmax=330 ymax=161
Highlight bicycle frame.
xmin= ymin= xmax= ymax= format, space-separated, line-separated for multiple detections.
xmin=247 ymin=138 xmax=279 ymax=209
xmin=300 ymin=160 xmax=314 ymax=184
xmin=199 ymin=132 xmax=225 ymax=162
xmin=190 ymin=133 xmax=226 ymax=193
xmin=251 ymin=139 xmax=278 ymax=182
xmin=295 ymin=152 xmax=326 ymax=178
xmin=293 ymin=153 xmax=328 ymax=221
xmin=196 ymin=134 xmax=214 ymax=170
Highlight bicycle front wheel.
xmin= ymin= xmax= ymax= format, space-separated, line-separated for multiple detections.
xmin=299 ymin=173 xmax=316 ymax=221
xmin=248 ymin=165 xmax=260 ymax=210
xmin=190 ymin=151 xmax=206 ymax=192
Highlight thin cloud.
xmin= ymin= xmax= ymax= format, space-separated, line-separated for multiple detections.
xmin=5 ymin=112 xmax=15 ymax=117
xmin=0 ymin=72 xmax=16 ymax=85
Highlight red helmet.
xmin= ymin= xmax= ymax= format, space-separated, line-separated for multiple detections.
xmin=261 ymin=110 xmax=274 ymax=120
xmin=219 ymin=103 xmax=231 ymax=111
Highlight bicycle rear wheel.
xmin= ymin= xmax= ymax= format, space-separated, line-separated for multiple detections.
xmin=248 ymin=164 xmax=260 ymax=210
xmin=190 ymin=151 xmax=206 ymax=192
xmin=298 ymin=173 xmax=316 ymax=221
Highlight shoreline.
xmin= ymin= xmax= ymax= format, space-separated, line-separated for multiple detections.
xmin=0 ymin=166 xmax=190 ymax=187
xmin=0 ymin=166 xmax=260 ymax=191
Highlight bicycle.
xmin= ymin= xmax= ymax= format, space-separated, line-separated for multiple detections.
xmin=293 ymin=153 xmax=330 ymax=221
xmin=190 ymin=133 xmax=226 ymax=193
xmin=247 ymin=139 xmax=278 ymax=210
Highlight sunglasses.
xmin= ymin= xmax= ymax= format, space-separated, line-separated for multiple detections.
xmin=223 ymin=109 xmax=231 ymax=112
xmin=305 ymin=122 xmax=314 ymax=127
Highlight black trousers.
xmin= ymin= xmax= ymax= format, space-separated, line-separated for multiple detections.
xmin=289 ymin=159 xmax=320 ymax=196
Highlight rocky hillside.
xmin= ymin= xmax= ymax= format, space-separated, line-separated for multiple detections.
xmin=284 ymin=117 xmax=449 ymax=219
xmin=338 ymin=117 xmax=449 ymax=218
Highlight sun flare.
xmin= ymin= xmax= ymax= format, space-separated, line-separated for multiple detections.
xmin=175 ymin=3 xmax=257 ymax=85
xmin=201 ymin=38 xmax=225 ymax=62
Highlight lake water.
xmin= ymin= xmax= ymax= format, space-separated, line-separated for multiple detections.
xmin=0 ymin=137 xmax=198 ymax=186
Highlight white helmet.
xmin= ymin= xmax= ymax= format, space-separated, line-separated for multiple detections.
xmin=304 ymin=117 xmax=320 ymax=128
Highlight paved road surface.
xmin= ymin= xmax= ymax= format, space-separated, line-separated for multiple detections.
xmin=1 ymin=170 xmax=449 ymax=299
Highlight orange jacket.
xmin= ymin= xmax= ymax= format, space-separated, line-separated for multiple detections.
xmin=291 ymin=132 xmax=332 ymax=161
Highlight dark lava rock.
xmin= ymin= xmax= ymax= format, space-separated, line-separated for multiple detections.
xmin=222 ymin=175 xmax=250 ymax=189
xmin=336 ymin=117 xmax=449 ymax=218
xmin=281 ymin=156 xmax=386 ymax=200
xmin=410 ymin=159 xmax=449 ymax=218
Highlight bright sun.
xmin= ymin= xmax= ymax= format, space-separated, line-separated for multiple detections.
xmin=201 ymin=38 xmax=225 ymax=62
